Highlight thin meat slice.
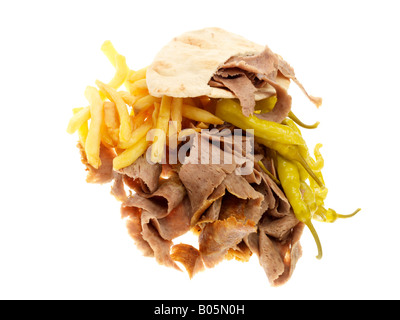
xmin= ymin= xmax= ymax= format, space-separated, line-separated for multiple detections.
xmin=78 ymin=142 xmax=116 ymax=184
xmin=259 ymin=210 xmax=300 ymax=241
xmin=119 ymin=154 xmax=162 ymax=193
xmin=123 ymin=195 xmax=169 ymax=219
xmin=179 ymin=163 xmax=235 ymax=224
xmin=278 ymin=59 xmax=322 ymax=108
xmin=140 ymin=216 xmax=181 ymax=271
xmin=171 ymin=244 xmax=205 ymax=279
xmin=272 ymin=222 xmax=305 ymax=286
xmin=225 ymin=240 xmax=253 ymax=262
xmin=248 ymin=222 xmax=305 ymax=286
xmin=124 ymin=176 xmax=186 ymax=217
xmin=110 ymin=173 xmax=127 ymax=202
xmin=122 ymin=206 xmax=154 ymax=257
xmin=199 ymin=216 xmax=257 ymax=268
xmin=122 ymin=177 xmax=190 ymax=271
xmin=152 ymin=197 xmax=191 ymax=240
xmin=212 ymin=73 xmax=257 ymax=117
xmin=258 ymin=231 xmax=285 ymax=285
xmin=198 ymin=197 xmax=223 ymax=224
xmin=209 ymin=46 xmax=321 ymax=122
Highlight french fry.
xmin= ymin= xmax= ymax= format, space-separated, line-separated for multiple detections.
xmin=183 ymin=97 xmax=197 ymax=107
xmin=84 ymin=86 xmax=104 ymax=169
xmin=100 ymin=121 xmax=115 ymax=148
xmin=182 ymin=104 xmax=224 ymax=125
xmin=152 ymin=101 xmax=160 ymax=127
xmin=127 ymin=78 xmax=148 ymax=96
xmin=118 ymin=91 xmax=136 ymax=106
xmin=131 ymin=105 xmax=154 ymax=130
xmin=178 ymin=128 xmax=200 ymax=139
xmin=67 ymin=106 xmax=90 ymax=134
xmin=127 ymin=66 xmax=148 ymax=83
xmin=101 ymin=40 xmax=118 ymax=67
xmin=72 ymin=108 xmax=89 ymax=145
xmin=151 ymin=96 xmax=172 ymax=163
xmin=118 ymin=105 xmax=154 ymax=149
xmin=113 ymin=137 xmax=149 ymax=170
xmin=170 ymin=98 xmax=183 ymax=134
xmin=196 ymin=122 xmax=210 ymax=129
xmin=199 ymin=96 xmax=211 ymax=107
xmin=108 ymin=54 xmax=129 ymax=90
xmin=103 ymin=101 xmax=120 ymax=145
xmin=134 ymin=95 xmax=161 ymax=112
xmin=118 ymin=121 xmax=152 ymax=149
xmin=96 ymin=80 xmax=132 ymax=144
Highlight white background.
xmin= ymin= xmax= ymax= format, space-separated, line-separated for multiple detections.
xmin=1 ymin=0 xmax=399 ymax=300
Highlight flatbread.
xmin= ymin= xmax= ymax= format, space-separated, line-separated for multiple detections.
xmin=146 ymin=27 xmax=289 ymax=99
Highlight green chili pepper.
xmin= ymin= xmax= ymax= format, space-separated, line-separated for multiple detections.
xmin=215 ymin=99 xmax=305 ymax=146
xmin=276 ymin=154 xmax=323 ymax=259
xmin=314 ymin=207 xmax=361 ymax=223
xmin=255 ymin=96 xmax=319 ymax=130
xmin=258 ymin=160 xmax=281 ymax=185
xmin=282 ymin=119 xmax=326 ymax=186
xmin=255 ymin=95 xmax=278 ymax=112
xmin=300 ymin=181 xmax=317 ymax=214
xmin=256 ymin=137 xmax=325 ymax=188
xmin=312 ymin=143 xmax=324 ymax=171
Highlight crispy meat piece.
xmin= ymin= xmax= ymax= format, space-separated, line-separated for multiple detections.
xmin=209 ymin=46 xmax=321 ymax=122
xmin=199 ymin=216 xmax=257 ymax=268
xmin=78 ymin=142 xmax=116 ymax=184
xmin=119 ymin=154 xmax=162 ymax=193
xmin=171 ymin=244 xmax=205 ymax=279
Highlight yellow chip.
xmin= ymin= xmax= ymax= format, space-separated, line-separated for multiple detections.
xmin=96 ymin=80 xmax=132 ymax=144
xmin=113 ymin=137 xmax=149 ymax=170
xmin=182 ymin=104 xmax=224 ymax=125
xmin=84 ymin=86 xmax=104 ymax=169
xmin=151 ymin=96 xmax=172 ymax=163
xmin=67 ymin=106 xmax=90 ymax=134
xmin=101 ymin=40 xmax=118 ymax=67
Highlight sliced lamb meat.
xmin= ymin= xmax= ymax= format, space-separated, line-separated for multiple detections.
xmin=225 ymin=240 xmax=253 ymax=262
xmin=209 ymin=46 xmax=321 ymax=122
xmin=212 ymin=73 xmax=257 ymax=117
xmin=122 ymin=206 xmax=154 ymax=257
xmin=76 ymin=123 xmax=306 ymax=284
xmin=110 ymin=173 xmax=127 ymax=202
xmin=223 ymin=172 xmax=262 ymax=201
xmin=171 ymin=244 xmax=205 ymax=279
xmin=119 ymin=154 xmax=162 ymax=193
xmin=247 ymin=222 xmax=305 ymax=286
xmin=152 ymin=197 xmax=192 ymax=240
xmin=179 ymin=163 xmax=235 ymax=224
xmin=123 ymin=195 xmax=169 ymax=220
xmin=278 ymin=58 xmax=322 ymax=108
xmin=122 ymin=177 xmax=191 ymax=270
xmin=272 ymin=222 xmax=305 ymax=286
xmin=199 ymin=216 xmax=257 ymax=268
xmin=258 ymin=231 xmax=285 ymax=285
xmin=178 ymin=132 xmax=238 ymax=224
xmin=198 ymin=197 xmax=223 ymax=224
xmin=259 ymin=210 xmax=299 ymax=241
xmin=78 ymin=142 xmax=116 ymax=184
xmin=140 ymin=218 xmax=181 ymax=271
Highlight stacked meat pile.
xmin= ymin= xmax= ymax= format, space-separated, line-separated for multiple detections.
xmin=78 ymin=127 xmax=305 ymax=286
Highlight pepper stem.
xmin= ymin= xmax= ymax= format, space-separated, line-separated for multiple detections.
xmin=304 ymin=219 xmax=323 ymax=260
xmin=297 ymin=154 xmax=325 ymax=189
xmin=288 ymin=111 xmax=320 ymax=129
xmin=337 ymin=208 xmax=361 ymax=219
xmin=258 ymin=160 xmax=281 ymax=185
